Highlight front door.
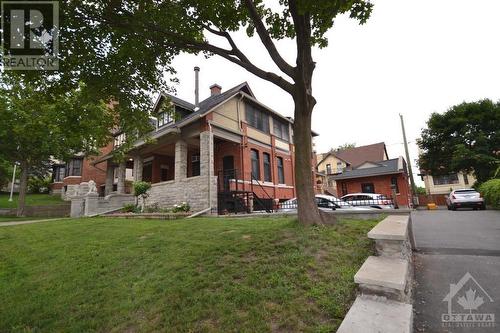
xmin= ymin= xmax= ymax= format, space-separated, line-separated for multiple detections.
xmin=222 ymin=156 xmax=234 ymax=191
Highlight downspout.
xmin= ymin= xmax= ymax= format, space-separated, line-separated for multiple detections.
xmin=237 ymin=94 xmax=245 ymax=191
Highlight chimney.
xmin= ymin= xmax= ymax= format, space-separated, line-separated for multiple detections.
xmin=194 ymin=66 xmax=200 ymax=107
xmin=210 ymin=83 xmax=222 ymax=96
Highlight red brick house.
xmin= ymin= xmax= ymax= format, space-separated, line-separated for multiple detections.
xmin=331 ymin=156 xmax=412 ymax=207
xmin=56 ymin=79 xmax=318 ymax=214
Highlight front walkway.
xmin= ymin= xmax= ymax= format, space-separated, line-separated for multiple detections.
xmin=0 ymin=217 xmax=68 ymax=227
xmin=412 ymin=210 xmax=500 ymax=332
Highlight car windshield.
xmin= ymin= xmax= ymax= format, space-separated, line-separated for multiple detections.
xmin=455 ymin=190 xmax=476 ymax=194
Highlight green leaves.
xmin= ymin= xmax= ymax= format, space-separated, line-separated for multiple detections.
xmin=418 ymin=99 xmax=500 ymax=183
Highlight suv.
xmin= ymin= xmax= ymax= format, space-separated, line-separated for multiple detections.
xmin=341 ymin=193 xmax=395 ymax=209
xmin=446 ymin=189 xmax=485 ymax=210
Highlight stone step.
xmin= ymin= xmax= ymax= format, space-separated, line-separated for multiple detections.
xmin=354 ymin=256 xmax=409 ymax=301
xmin=367 ymin=215 xmax=409 ymax=241
xmin=337 ymin=296 xmax=413 ymax=333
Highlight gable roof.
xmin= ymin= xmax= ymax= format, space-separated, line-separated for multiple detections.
xmin=330 ymin=157 xmax=405 ymax=180
xmin=335 ymin=142 xmax=388 ymax=167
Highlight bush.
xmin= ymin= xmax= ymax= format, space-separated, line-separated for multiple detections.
xmin=480 ymin=179 xmax=500 ymax=208
xmin=28 ymin=177 xmax=51 ymax=194
xmin=172 ymin=202 xmax=190 ymax=213
xmin=133 ymin=181 xmax=151 ymax=198
xmin=122 ymin=203 xmax=140 ymax=213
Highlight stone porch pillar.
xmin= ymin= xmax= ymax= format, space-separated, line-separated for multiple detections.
xmin=175 ymin=139 xmax=188 ymax=180
xmin=105 ymin=164 xmax=114 ymax=196
xmin=200 ymin=131 xmax=214 ymax=177
xmin=117 ymin=161 xmax=126 ymax=193
xmin=133 ymin=155 xmax=143 ymax=182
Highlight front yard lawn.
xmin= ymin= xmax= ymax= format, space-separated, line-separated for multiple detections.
xmin=0 ymin=216 xmax=376 ymax=332
xmin=0 ymin=193 xmax=64 ymax=209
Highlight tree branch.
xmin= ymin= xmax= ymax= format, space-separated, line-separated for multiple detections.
xmin=243 ymin=0 xmax=295 ymax=79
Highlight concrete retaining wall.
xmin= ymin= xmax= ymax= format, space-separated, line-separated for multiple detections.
xmin=0 ymin=204 xmax=70 ymax=217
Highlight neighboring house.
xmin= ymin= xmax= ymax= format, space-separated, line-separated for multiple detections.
xmin=61 ymin=80 xmax=318 ymax=214
xmin=316 ymin=142 xmax=389 ymax=195
xmin=330 ymin=156 xmax=412 ymax=207
xmin=421 ymin=171 xmax=476 ymax=195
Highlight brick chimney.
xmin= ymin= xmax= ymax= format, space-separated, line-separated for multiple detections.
xmin=210 ymin=84 xmax=222 ymax=96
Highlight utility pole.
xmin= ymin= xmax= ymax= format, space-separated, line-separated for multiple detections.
xmin=399 ymin=114 xmax=417 ymax=206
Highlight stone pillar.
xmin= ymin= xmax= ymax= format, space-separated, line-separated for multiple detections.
xmin=133 ymin=155 xmax=143 ymax=182
xmin=117 ymin=161 xmax=126 ymax=194
xmin=105 ymin=164 xmax=114 ymax=195
xmin=200 ymin=131 xmax=214 ymax=177
xmin=174 ymin=139 xmax=188 ymax=180
xmin=70 ymin=197 xmax=85 ymax=218
xmin=84 ymin=192 xmax=99 ymax=216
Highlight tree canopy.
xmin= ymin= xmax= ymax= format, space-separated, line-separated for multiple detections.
xmin=418 ymin=99 xmax=500 ymax=183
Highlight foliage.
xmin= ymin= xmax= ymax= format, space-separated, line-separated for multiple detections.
xmin=415 ymin=186 xmax=427 ymax=195
xmin=0 ymin=193 xmax=64 ymax=209
xmin=0 ymin=216 xmax=377 ymax=332
xmin=418 ymin=99 xmax=500 ymax=183
xmin=172 ymin=202 xmax=190 ymax=213
xmin=334 ymin=143 xmax=356 ymax=152
xmin=27 ymin=177 xmax=51 ymax=194
xmin=133 ymin=181 xmax=152 ymax=199
xmin=122 ymin=203 xmax=140 ymax=213
xmin=479 ymin=179 xmax=500 ymax=208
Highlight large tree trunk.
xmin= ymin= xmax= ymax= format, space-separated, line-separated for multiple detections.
xmin=292 ymin=90 xmax=323 ymax=225
xmin=16 ymin=161 xmax=29 ymax=217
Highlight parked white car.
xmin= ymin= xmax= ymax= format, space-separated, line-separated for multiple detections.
xmin=279 ymin=194 xmax=369 ymax=212
xmin=446 ymin=189 xmax=485 ymax=210
xmin=341 ymin=193 xmax=395 ymax=209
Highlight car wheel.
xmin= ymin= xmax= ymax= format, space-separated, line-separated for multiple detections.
xmin=447 ymin=205 xmax=451 ymax=210
xmin=451 ymin=205 xmax=457 ymax=211
xmin=480 ymin=205 xmax=486 ymax=210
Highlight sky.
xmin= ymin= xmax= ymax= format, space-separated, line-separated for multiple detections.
xmin=164 ymin=0 xmax=500 ymax=186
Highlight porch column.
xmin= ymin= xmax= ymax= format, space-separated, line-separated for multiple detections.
xmin=200 ymin=131 xmax=214 ymax=177
xmin=105 ymin=164 xmax=114 ymax=195
xmin=174 ymin=139 xmax=188 ymax=180
xmin=133 ymin=155 xmax=143 ymax=182
xmin=117 ymin=161 xmax=126 ymax=193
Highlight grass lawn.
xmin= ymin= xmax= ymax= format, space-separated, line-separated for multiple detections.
xmin=0 ymin=216 xmax=377 ymax=332
xmin=0 ymin=216 xmax=44 ymax=223
xmin=0 ymin=193 xmax=65 ymax=209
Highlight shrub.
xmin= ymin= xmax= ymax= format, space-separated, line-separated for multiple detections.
xmin=28 ymin=177 xmax=51 ymax=194
xmin=133 ymin=181 xmax=151 ymax=198
xmin=122 ymin=203 xmax=140 ymax=213
xmin=172 ymin=202 xmax=190 ymax=213
xmin=480 ymin=179 xmax=500 ymax=208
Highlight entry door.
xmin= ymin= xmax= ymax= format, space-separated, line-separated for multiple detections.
xmin=222 ymin=156 xmax=234 ymax=191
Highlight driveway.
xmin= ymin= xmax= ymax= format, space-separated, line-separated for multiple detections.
xmin=412 ymin=210 xmax=500 ymax=332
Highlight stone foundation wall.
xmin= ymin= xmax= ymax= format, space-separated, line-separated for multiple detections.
xmin=147 ymin=175 xmax=217 ymax=213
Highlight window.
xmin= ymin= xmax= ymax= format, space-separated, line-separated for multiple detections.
xmin=336 ymin=161 xmax=343 ymax=172
xmin=65 ymin=158 xmax=83 ymax=177
xmin=391 ymin=176 xmax=399 ymax=194
xmin=160 ymin=167 xmax=169 ymax=182
xmin=277 ymin=156 xmax=285 ymax=184
xmin=251 ymin=149 xmax=260 ymax=179
xmin=273 ymin=119 xmax=289 ymax=141
xmin=361 ymin=183 xmax=375 ymax=193
xmin=158 ymin=111 xmax=174 ymax=127
xmin=341 ymin=183 xmax=348 ymax=196
xmin=432 ymin=174 xmax=459 ymax=185
xmin=463 ymin=174 xmax=469 ymax=185
xmin=191 ymin=154 xmax=200 ymax=177
xmin=246 ymin=103 xmax=269 ymax=133
xmin=52 ymin=165 xmax=65 ymax=182
xmin=326 ymin=164 xmax=332 ymax=174
xmin=113 ymin=133 xmax=126 ymax=148
xmin=263 ymin=153 xmax=272 ymax=182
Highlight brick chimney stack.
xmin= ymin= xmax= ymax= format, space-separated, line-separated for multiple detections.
xmin=210 ymin=84 xmax=222 ymax=96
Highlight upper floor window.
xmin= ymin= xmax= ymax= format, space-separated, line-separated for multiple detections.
xmin=432 ymin=174 xmax=459 ymax=185
xmin=251 ymin=149 xmax=260 ymax=180
xmin=52 ymin=165 xmax=65 ymax=182
xmin=336 ymin=161 xmax=343 ymax=171
xmin=114 ymin=133 xmax=126 ymax=148
xmin=246 ymin=103 xmax=269 ymax=133
xmin=326 ymin=164 xmax=332 ymax=174
xmin=391 ymin=176 xmax=399 ymax=194
xmin=158 ymin=111 xmax=174 ymax=127
xmin=273 ymin=119 xmax=289 ymax=141
xmin=65 ymin=158 xmax=83 ymax=177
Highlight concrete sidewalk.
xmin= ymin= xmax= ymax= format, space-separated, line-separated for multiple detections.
xmin=0 ymin=217 xmax=68 ymax=227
